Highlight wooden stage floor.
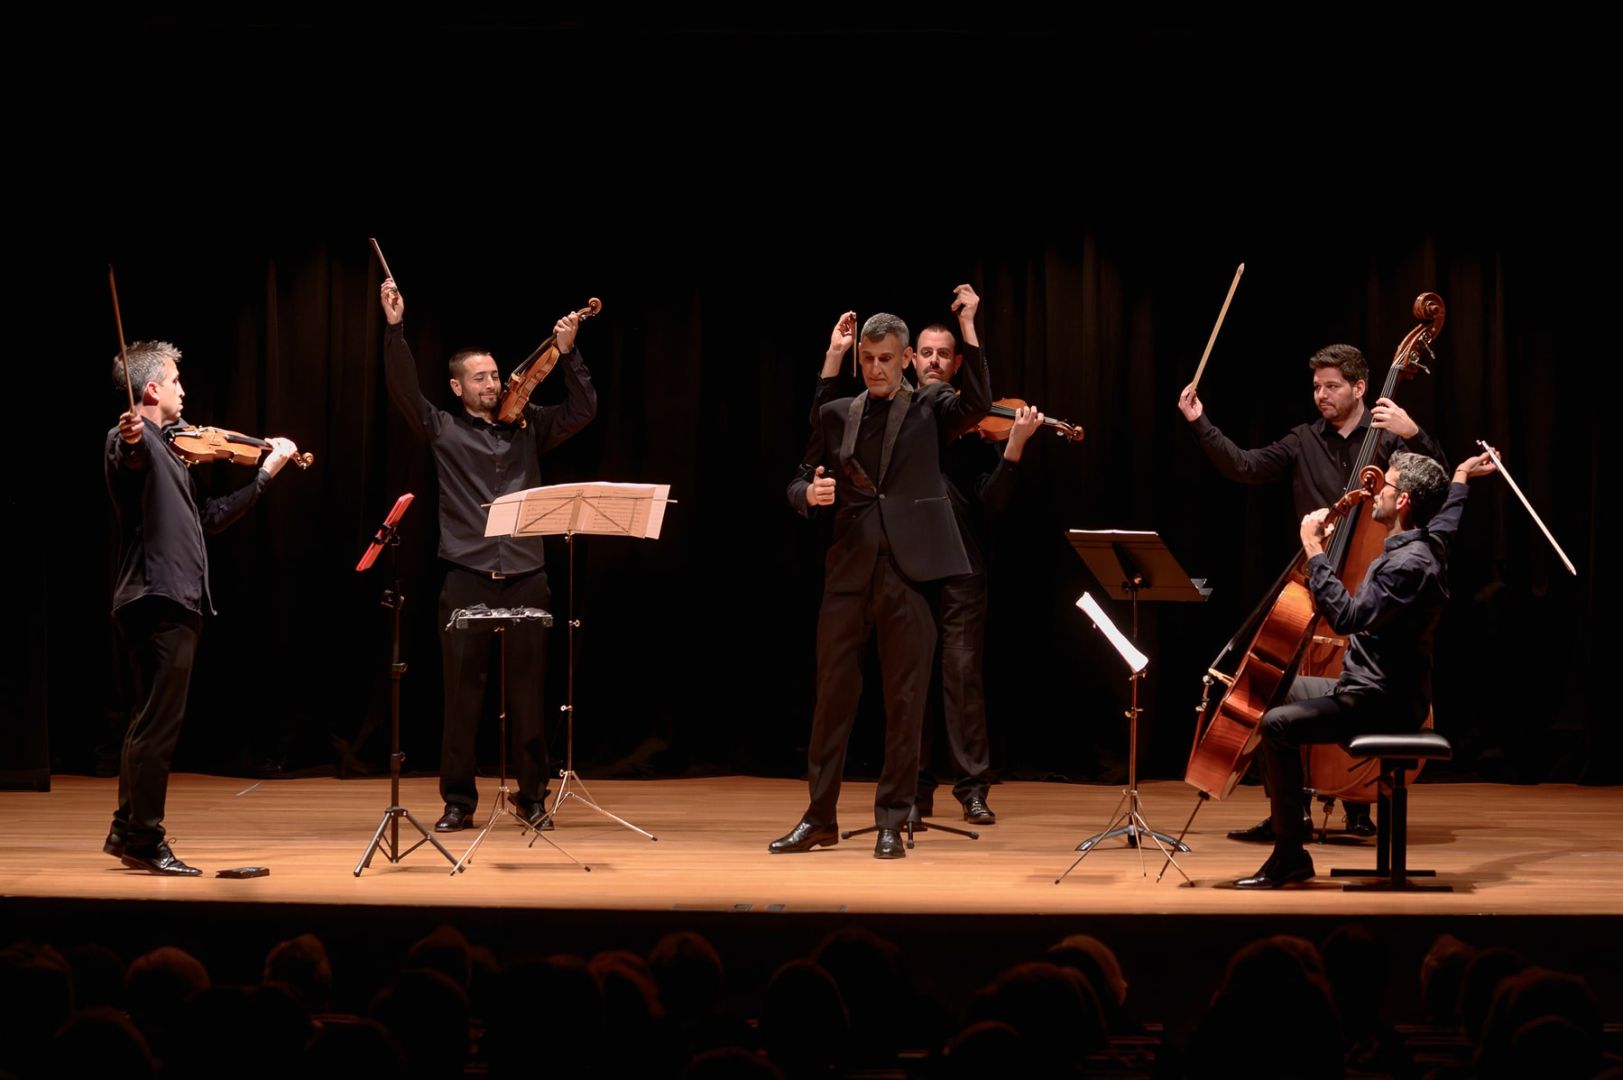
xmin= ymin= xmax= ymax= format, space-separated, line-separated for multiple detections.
xmin=4 ymin=775 xmax=1620 ymax=917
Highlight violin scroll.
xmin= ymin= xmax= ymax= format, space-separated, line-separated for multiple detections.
xmin=495 ymin=297 xmax=603 ymax=427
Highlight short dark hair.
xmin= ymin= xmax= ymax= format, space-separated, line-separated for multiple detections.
xmin=1391 ymin=452 xmax=1450 ymax=526
xmin=916 ymin=322 xmax=956 ymax=351
xmin=1308 ymin=344 xmax=1368 ymax=385
xmin=448 ymin=349 xmax=493 ymax=382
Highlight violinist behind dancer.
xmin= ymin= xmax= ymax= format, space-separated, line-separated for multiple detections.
xmin=379 ymin=278 xmax=596 ymax=833
xmin=1236 ymin=448 xmax=1496 ymax=888
xmin=104 ymin=341 xmax=301 ymax=875
xmin=772 ymin=307 xmax=989 ymax=859
xmin=807 ymin=285 xmax=1033 ymax=825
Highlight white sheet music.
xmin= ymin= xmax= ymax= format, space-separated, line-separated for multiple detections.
xmin=485 ymin=482 xmax=671 ymax=539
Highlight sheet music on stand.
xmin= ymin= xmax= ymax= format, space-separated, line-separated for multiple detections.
xmin=485 ymin=481 xmax=671 ymax=540
xmin=480 ymin=480 xmax=674 ymax=843
xmin=1056 ymin=528 xmax=1206 ymax=885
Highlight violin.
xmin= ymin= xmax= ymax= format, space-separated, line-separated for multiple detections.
xmin=495 ymin=298 xmax=603 ymax=427
xmin=165 ymin=425 xmax=314 ymax=470
xmin=975 ymin=398 xmax=1085 ymax=443
xmin=107 ymin=266 xmax=313 ymax=474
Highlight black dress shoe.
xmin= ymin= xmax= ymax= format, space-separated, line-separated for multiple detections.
xmin=962 ymin=795 xmax=997 ymax=824
xmin=873 ymin=828 xmax=905 ymax=859
xmin=435 ymin=805 xmax=475 ymax=832
xmin=1342 ymin=803 xmax=1377 ymax=837
xmin=1227 ymin=816 xmax=1276 ymax=842
xmin=768 ymin=820 xmax=838 ymax=854
xmin=120 ymin=841 xmax=202 ymax=877
xmin=1227 ymin=811 xmax=1314 ymax=843
xmin=511 ymin=799 xmax=555 ymax=831
xmin=103 ymin=831 xmax=126 ymax=858
xmin=1235 ymin=850 xmax=1316 ymax=889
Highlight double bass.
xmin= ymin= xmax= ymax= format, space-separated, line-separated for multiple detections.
xmin=1184 ymin=293 xmax=1446 ymax=802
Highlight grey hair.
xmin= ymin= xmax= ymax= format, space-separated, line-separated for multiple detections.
xmin=113 ymin=341 xmax=181 ymax=396
xmin=860 ymin=313 xmax=909 ymax=349
xmin=1390 ymin=452 xmax=1450 ymax=525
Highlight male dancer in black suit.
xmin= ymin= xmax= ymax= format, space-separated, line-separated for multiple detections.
xmin=772 ymin=298 xmax=990 ymax=858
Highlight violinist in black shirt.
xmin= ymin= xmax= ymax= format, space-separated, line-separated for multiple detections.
xmin=105 ymin=341 xmax=301 ymax=875
xmin=380 ymin=278 xmax=597 ymax=833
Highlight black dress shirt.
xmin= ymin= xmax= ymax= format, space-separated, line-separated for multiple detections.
xmin=384 ymin=321 xmax=597 ymax=574
xmin=105 ymin=418 xmax=269 ymax=616
xmin=1305 ymin=482 xmax=1470 ymax=706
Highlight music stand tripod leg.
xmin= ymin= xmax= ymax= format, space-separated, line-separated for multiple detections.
xmin=355 ymin=524 xmax=458 ymax=876
xmin=842 ymin=811 xmax=980 ymax=850
xmin=357 ymin=805 xmax=459 ymax=876
xmin=1128 ymin=797 xmax=1193 ymax=885
xmin=541 ymin=773 xmax=657 ymax=842
xmin=908 ymin=814 xmax=979 ymax=841
xmin=451 ymin=792 xmax=512 ymax=874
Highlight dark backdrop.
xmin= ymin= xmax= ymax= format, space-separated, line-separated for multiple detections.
xmin=10 ymin=21 xmax=1604 ymax=791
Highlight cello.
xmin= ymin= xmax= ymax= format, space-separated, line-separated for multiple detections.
xmin=1183 ymin=293 xmax=1446 ymax=801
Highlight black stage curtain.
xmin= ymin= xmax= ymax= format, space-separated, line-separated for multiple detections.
xmin=29 ymin=219 xmax=1598 ymax=793
xmin=23 ymin=23 xmax=1601 ymax=790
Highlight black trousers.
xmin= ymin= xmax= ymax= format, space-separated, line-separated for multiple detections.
xmin=112 ymin=596 xmax=202 ymax=849
xmin=805 ymin=552 xmax=935 ymax=829
xmin=918 ymin=571 xmax=991 ymax=806
xmin=1260 ymin=675 xmax=1425 ymax=855
xmin=437 ymin=566 xmax=553 ymax=812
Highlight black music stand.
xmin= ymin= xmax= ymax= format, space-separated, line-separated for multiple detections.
xmin=841 ymin=807 xmax=979 ymax=850
xmin=483 ymin=482 xmax=673 ymax=841
xmin=353 ymin=494 xmax=459 ymax=876
xmin=446 ymin=605 xmax=587 ymax=874
xmin=1056 ymin=531 xmax=1208 ymax=884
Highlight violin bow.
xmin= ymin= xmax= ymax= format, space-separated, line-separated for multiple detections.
xmin=1476 ymin=441 xmax=1577 ymax=576
xmin=851 ymin=310 xmax=859 ymax=379
xmin=108 ymin=264 xmax=135 ymax=413
xmin=1191 ymin=262 xmax=1244 ymax=391
xmin=369 ymin=237 xmax=399 ymax=297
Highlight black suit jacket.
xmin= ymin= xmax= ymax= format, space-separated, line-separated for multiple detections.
xmin=789 ymin=347 xmax=990 ymax=591
xmin=809 ymin=345 xmax=1016 ymax=576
